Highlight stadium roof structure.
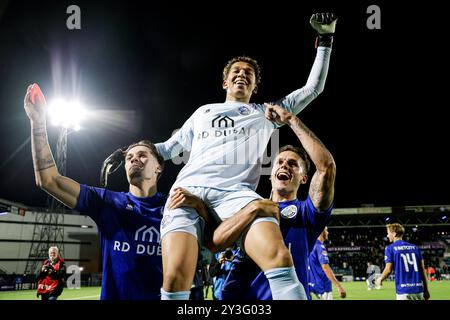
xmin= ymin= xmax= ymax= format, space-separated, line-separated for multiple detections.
xmin=330 ymin=205 xmax=450 ymax=228
xmin=0 ymin=198 xmax=28 ymax=216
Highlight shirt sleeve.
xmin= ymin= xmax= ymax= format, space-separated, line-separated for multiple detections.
xmin=384 ymin=246 xmax=393 ymax=264
xmin=74 ymin=184 xmax=107 ymax=226
xmin=300 ymin=196 xmax=333 ymax=253
xmin=155 ymin=110 xmax=195 ymax=160
xmin=318 ymin=245 xmax=330 ymax=265
xmin=272 ymin=47 xmax=332 ymax=128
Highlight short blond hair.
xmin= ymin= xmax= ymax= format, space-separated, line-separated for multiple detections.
xmin=386 ymin=223 xmax=405 ymax=238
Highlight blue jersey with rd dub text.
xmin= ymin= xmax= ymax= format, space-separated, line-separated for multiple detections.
xmin=221 ymin=197 xmax=332 ymax=300
xmin=75 ymin=185 xmax=166 ymax=300
xmin=384 ymin=240 xmax=424 ymax=294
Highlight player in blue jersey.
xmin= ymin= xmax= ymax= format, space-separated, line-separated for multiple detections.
xmin=157 ymin=13 xmax=337 ymax=300
xmin=376 ymin=223 xmax=430 ymax=300
xmin=308 ymin=227 xmax=346 ymax=300
xmin=176 ymin=102 xmax=336 ymax=300
xmin=23 ymin=85 xmax=207 ymax=300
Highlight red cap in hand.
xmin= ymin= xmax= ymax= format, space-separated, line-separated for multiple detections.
xmin=30 ymin=83 xmax=46 ymax=106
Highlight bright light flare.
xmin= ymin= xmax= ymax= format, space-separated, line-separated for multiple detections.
xmin=48 ymin=98 xmax=87 ymax=129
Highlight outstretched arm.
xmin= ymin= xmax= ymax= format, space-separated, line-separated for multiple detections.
xmin=155 ymin=113 xmax=195 ymax=161
xmin=212 ymin=200 xmax=279 ymax=251
xmin=321 ymin=263 xmax=346 ymax=298
xmin=24 ymin=84 xmax=80 ymax=209
xmin=271 ymin=13 xmax=337 ymax=120
xmin=266 ymin=104 xmax=336 ymax=211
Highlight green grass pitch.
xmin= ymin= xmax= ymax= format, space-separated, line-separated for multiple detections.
xmin=0 ymin=280 xmax=449 ymax=300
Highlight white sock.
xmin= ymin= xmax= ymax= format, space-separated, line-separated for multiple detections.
xmin=264 ymin=266 xmax=307 ymax=300
xmin=160 ymin=288 xmax=191 ymax=300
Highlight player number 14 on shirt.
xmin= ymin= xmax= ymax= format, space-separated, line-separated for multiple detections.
xmin=400 ymin=253 xmax=418 ymax=272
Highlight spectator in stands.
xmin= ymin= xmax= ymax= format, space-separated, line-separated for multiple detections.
xmin=36 ymin=246 xmax=66 ymax=300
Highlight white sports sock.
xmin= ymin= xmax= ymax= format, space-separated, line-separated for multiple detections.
xmin=264 ymin=266 xmax=307 ymax=300
xmin=160 ymin=288 xmax=190 ymax=300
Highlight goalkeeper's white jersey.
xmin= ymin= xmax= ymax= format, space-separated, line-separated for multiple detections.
xmin=156 ymin=47 xmax=332 ymax=192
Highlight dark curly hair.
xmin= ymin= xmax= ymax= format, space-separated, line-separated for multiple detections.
xmin=222 ymin=56 xmax=261 ymax=94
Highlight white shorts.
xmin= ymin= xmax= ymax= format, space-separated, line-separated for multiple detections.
xmin=160 ymin=186 xmax=277 ymax=242
xmin=235 ymin=215 xmax=279 ymax=253
xmin=396 ymin=293 xmax=424 ymax=300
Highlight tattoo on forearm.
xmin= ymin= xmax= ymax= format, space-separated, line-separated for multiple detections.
xmin=32 ymin=128 xmax=56 ymax=171
xmin=309 ymin=172 xmax=334 ymax=211
xmin=292 ymin=120 xmax=327 ymax=149
xmin=32 ymin=127 xmax=46 ymax=134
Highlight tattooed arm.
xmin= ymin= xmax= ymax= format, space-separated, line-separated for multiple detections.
xmin=265 ymin=103 xmax=336 ymax=211
xmin=24 ymin=84 xmax=80 ymax=209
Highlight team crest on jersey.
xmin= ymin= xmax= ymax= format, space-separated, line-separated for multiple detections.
xmin=237 ymin=106 xmax=250 ymax=115
xmin=322 ymin=250 xmax=328 ymax=256
xmin=204 ymin=108 xmax=210 ymax=113
xmin=280 ymin=205 xmax=298 ymax=219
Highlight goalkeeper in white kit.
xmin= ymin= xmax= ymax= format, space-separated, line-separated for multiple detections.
xmin=150 ymin=13 xmax=338 ymax=300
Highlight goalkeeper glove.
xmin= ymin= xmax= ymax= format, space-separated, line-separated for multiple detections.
xmin=100 ymin=148 xmax=125 ymax=188
xmin=310 ymin=12 xmax=337 ymax=48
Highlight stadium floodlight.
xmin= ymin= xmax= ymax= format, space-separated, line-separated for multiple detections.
xmin=79 ymin=267 xmax=84 ymax=272
xmin=48 ymin=98 xmax=87 ymax=130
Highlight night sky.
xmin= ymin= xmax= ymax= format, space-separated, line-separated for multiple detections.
xmin=0 ymin=0 xmax=447 ymax=209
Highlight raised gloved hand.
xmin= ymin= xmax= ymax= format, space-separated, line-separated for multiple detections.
xmin=100 ymin=148 xmax=125 ymax=187
xmin=310 ymin=12 xmax=337 ymax=48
